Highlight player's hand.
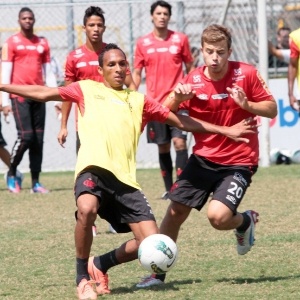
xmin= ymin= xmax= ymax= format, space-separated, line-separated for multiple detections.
xmin=227 ymin=85 xmax=250 ymax=110
xmin=57 ymin=128 xmax=68 ymax=148
xmin=174 ymin=83 xmax=196 ymax=103
xmin=224 ymin=117 xmax=259 ymax=143
xmin=2 ymin=106 xmax=12 ymax=123
xmin=288 ymin=94 xmax=300 ymax=112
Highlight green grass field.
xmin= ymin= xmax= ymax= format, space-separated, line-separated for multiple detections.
xmin=0 ymin=165 xmax=299 ymax=300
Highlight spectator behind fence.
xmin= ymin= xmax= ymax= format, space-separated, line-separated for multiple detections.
xmin=288 ymin=27 xmax=300 ymax=111
xmin=0 ymin=7 xmax=57 ymax=193
xmin=133 ymin=0 xmax=194 ymax=200
xmin=268 ymin=27 xmax=291 ymax=68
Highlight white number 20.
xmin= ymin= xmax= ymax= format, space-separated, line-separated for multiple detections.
xmin=227 ymin=182 xmax=243 ymax=199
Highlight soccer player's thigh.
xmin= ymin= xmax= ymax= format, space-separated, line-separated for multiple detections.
xmin=212 ymin=169 xmax=253 ymax=213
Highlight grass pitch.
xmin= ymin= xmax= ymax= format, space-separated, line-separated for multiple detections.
xmin=0 ymin=166 xmax=299 ymax=299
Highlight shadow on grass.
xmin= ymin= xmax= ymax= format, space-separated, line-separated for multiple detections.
xmin=111 ymin=278 xmax=202 ymax=295
xmin=217 ymin=274 xmax=300 ymax=284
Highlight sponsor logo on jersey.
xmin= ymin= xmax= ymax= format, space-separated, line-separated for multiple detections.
xmin=16 ymin=45 xmax=25 ymax=50
xmin=233 ymin=172 xmax=247 ymax=187
xmin=142 ymin=38 xmax=152 ymax=46
xmin=197 ymin=94 xmax=208 ymax=100
xmin=75 ymin=49 xmax=83 ymax=54
xmin=171 ymin=34 xmax=181 ymax=43
xmin=157 ymin=47 xmax=168 ymax=53
xmin=76 ymin=62 xmax=87 ymax=68
xmin=26 ymin=45 xmax=36 ymax=50
xmin=12 ymin=35 xmax=21 ymax=43
xmin=234 ymin=68 xmax=242 ymax=76
xmin=212 ymin=93 xmax=228 ymax=100
xmin=88 ymin=61 xmax=99 ymax=66
xmin=226 ymin=194 xmax=237 ymax=204
xmin=147 ymin=48 xmax=155 ymax=54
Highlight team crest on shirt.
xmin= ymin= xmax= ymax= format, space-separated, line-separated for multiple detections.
xmin=169 ymin=45 xmax=179 ymax=54
xmin=36 ymin=45 xmax=44 ymax=53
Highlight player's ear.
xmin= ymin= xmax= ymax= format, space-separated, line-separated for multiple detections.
xmin=228 ymin=48 xmax=233 ymax=57
xmin=82 ymin=25 xmax=86 ymax=33
xmin=103 ymin=26 xmax=106 ymax=33
xmin=98 ymin=66 xmax=103 ymax=76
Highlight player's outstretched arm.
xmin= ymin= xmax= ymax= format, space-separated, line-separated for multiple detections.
xmin=166 ymin=113 xmax=258 ymax=143
xmin=0 ymin=84 xmax=62 ymax=102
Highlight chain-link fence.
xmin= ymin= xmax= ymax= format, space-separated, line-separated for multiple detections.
xmin=0 ymin=0 xmax=299 ymax=172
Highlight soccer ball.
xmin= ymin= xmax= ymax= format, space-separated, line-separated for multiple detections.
xmin=138 ymin=234 xmax=178 ymax=274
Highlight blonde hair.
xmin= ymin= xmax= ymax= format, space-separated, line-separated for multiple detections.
xmin=201 ymin=24 xmax=232 ymax=49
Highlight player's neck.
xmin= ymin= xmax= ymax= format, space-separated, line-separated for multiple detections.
xmin=204 ymin=63 xmax=229 ymax=81
xmin=152 ymin=28 xmax=169 ymax=41
xmin=20 ymin=29 xmax=34 ymax=39
xmin=86 ymin=40 xmax=104 ymax=52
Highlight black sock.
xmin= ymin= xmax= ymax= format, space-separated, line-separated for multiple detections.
xmin=175 ymin=149 xmax=188 ymax=178
xmin=31 ymin=171 xmax=39 ymax=187
xmin=236 ymin=212 xmax=251 ymax=232
xmin=159 ymin=152 xmax=173 ymax=191
xmin=94 ymin=249 xmax=120 ymax=274
xmin=155 ymin=273 xmax=166 ymax=282
xmin=8 ymin=166 xmax=17 ymax=177
xmin=76 ymin=257 xmax=89 ymax=285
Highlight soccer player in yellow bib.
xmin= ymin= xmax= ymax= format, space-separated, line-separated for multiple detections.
xmin=0 ymin=43 xmax=258 ymax=300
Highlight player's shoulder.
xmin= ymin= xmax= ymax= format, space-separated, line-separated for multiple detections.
xmin=67 ymin=45 xmax=86 ymax=58
xmin=136 ymin=32 xmax=153 ymax=45
xmin=6 ymin=33 xmax=22 ymax=44
xmin=229 ymin=60 xmax=257 ymax=74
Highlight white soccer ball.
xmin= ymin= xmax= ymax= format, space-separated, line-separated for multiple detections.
xmin=138 ymin=234 xmax=178 ymax=274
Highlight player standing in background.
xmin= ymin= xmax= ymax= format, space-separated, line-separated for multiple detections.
xmin=57 ymin=6 xmax=136 ymax=152
xmin=137 ymin=24 xmax=277 ymax=288
xmin=1 ymin=7 xmax=57 ymax=193
xmin=0 ymin=43 xmax=258 ymax=300
xmin=133 ymin=0 xmax=194 ymax=200
xmin=57 ymin=6 xmax=136 ymax=235
xmin=288 ymin=27 xmax=300 ymax=111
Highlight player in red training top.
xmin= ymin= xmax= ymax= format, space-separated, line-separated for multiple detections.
xmin=57 ymin=6 xmax=136 ymax=153
xmin=136 ymin=24 xmax=278 ymax=288
xmin=133 ymin=0 xmax=194 ymax=200
xmin=0 ymin=43 xmax=258 ymax=300
xmin=1 ymin=7 xmax=57 ymax=194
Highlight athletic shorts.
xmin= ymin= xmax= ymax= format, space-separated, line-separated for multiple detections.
xmin=74 ymin=167 xmax=156 ymax=233
xmin=146 ymin=110 xmax=188 ymax=145
xmin=0 ymin=116 xmax=7 ymax=147
xmin=169 ymin=154 xmax=257 ymax=214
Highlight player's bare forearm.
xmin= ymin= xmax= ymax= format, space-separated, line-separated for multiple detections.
xmin=166 ymin=113 xmax=258 ymax=143
xmin=0 ymin=84 xmax=62 ymax=102
xmin=60 ymin=101 xmax=72 ymax=129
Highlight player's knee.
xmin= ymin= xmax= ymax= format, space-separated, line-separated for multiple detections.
xmin=168 ymin=201 xmax=190 ymax=222
xmin=207 ymin=212 xmax=227 ymax=230
xmin=76 ymin=204 xmax=97 ymax=225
